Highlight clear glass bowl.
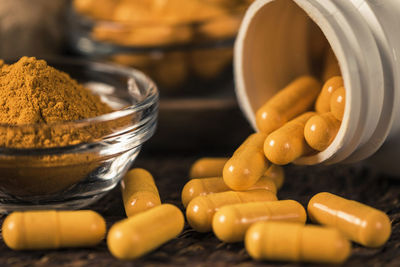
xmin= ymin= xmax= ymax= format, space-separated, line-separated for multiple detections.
xmin=67 ymin=1 xmax=249 ymax=95
xmin=0 ymin=58 xmax=158 ymax=212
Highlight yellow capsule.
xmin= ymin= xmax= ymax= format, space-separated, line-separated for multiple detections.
xmin=323 ymin=48 xmax=341 ymax=81
xmin=107 ymin=204 xmax=184 ymax=260
xmin=308 ymin=192 xmax=391 ymax=247
xmin=223 ymin=133 xmax=269 ymax=191
xmin=315 ymin=76 xmax=343 ymax=113
xmin=186 ymin=189 xmax=277 ymax=232
xmin=213 ymin=200 xmax=306 ymax=243
xmin=330 ymin=87 xmax=346 ymax=121
xmin=264 ymin=164 xmax=285 ymax=189
xmin=190 ymin=158 xmax=284 ymax=189
xmin=189 ymin=157 xmax=228 ymax=178
xmin=2 ymin=210 xmax=106 ymax=250
xmin=255 ymin=76 xmax=321 ymax=134
xmin=245 ymin=222 xmax=351 ymax=263
xmin=181 ymin=175 xmax=277 ymax=208
xmin=304 ymin=112 xmax=341 ymax=151
xmin=122 ymin=168 xmax=161 ymax=217
xmin=264 ymin=112 xmax=316 ymax=165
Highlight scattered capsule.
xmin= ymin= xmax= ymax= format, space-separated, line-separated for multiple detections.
xmin=2 ymin=210 xmax=106 ymax=250
xmin=255 ymin=76 xmax=321 ymax=134
xmin=121 ymin=168 xmax=161 ymax=217
xmin=264 ymin=112 xmax=316 ymax=165
xmin=308 ymin=192 xmax=391 ymax=247
xmin=245 ymin=222 xmax=351 ymax=263
xmin=304 ymin=112 xmax=341 ymax=151
xmin=330 ymin=87 xmax=346 ymax=121
xmin=315 ymin=76 xmax=343 ymax=113
xmin=223 ymin=133 xmax=269 ymax=191
xmin=108 ymin=204 xmax=184 ymax=260
xmin=190 ymin=157 xmax=283 ymax=188
xmin=213 ymin=200 xmax=306 ymax=243
xmin=181 ymin=175 xmax=277 ymax=207
xmin=189 ymin=157 xmax=228 ymax=178
xmin=264 ymin=164 xmax=285 ymax=189
xmin=186 ymin=189 xmax=277 ymax=232
xmin=323 ymin=48 xmax=341 ymax=81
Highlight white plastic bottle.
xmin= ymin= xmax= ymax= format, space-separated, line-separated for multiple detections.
xmin=234 ymin=0 xmax=400 ymax=173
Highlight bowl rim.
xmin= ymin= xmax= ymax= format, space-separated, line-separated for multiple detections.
xmin=1 ymin=57 xmax=159 ymax=128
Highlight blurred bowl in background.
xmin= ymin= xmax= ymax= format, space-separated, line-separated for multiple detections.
xmin=68 ymin=0 xmax=252 ymax=96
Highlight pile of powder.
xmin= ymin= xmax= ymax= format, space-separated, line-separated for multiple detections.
xmin=0 ymin=57 xmax=113 ymax=148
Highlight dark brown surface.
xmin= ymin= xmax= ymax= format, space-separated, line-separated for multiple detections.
xmin=0 ymin=102 xmax=399 ymax=266
xmin=0 ymin=150 xmax=399 ymax=266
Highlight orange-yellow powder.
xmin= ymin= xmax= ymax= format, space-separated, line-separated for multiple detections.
xmin=0 ymin=57 xmax=113 ymax=148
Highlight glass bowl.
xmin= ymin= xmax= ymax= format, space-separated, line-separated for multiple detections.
xmin=0 ymin=58 xmax=158 ymax=212
xmin=67 ymin=1 xmax=251 ymax=96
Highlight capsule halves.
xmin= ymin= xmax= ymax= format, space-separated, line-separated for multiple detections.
xmin=213 ymin=200 xmax=306 ymax=243
xmin=186 ymin=189 xmax=277 ymax=232
xmin=122 ymin=168 xmax=161 ymax=217
xmin=223 ymin=133 xmax=269 ymax=190
xmin=2 ymin=210 xmax=106 ymax=250
xmin=181 ymin=175 xmax=277 ymax=207
xmin=189 ymin=157 xmax=228 ymax=178
xmin=245 ymin=222 xmax=351 ymax=263
xmin=304 ymin=112 xmax=341 ymax=151
xmin=264 ymin=112 xmax=316 ymax=165
xmin=107 ymin=204 xmax=184 ymax=260
xmin=255 ymin=76 xmax=321 ymax=134
xmin=308 ymin=192 xmax=391 ymax=247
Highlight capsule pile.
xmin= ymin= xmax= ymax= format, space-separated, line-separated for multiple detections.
xmin=183 ymin=158 xmax=391 ymax=263
xmin=179 ymin=69 xmax=390 ymax=263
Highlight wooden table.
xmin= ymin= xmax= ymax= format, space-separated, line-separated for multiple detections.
xmin=0 ymin=100 xmax=399 ymax=266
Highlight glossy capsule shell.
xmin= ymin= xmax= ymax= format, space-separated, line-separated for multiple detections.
xmin=255 ymin=76 xmax=321 ymax=134
xmin=186 ymin=189 xmax=277 ymax=232
xmin=264 ymin=112 xmax=316 ymax=165
xmin=212 ymin=200 xmax=306 ymax=243
xmin=2 ymin=210 xmax=106 ymax=250
xmin=315 ymin=76 xmax=343 ymax=113
xmin=122 ymin=168 xmax=161 ymax=217
xmin=308 ymin=192 xmax=391 ymax=247
xmin=181 ymin=175 xmax=277 ymax=207
xmin=223 ymin=133 xmax=269 ymax=190
xmin=304 ymin=112 xmax=341 ymax=151
xmin=107 ymin=204 xmax=184 ymax=260
xmin=189 ymin=157 xmax=228 ymax=178
xmin=330 ymin=87 xmax=346 ymax=121
xmin=245 ymin=222 xmax=351 ymax=263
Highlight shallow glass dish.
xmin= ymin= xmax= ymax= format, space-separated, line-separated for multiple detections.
xmin=67 ymin=1 xmax=250 ymax=95
xmin=0 ymin=58 xmax=158 ymax=212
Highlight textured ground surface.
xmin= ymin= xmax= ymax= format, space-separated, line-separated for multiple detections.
xmin=0 ymin=149 xmax=399 ymax=267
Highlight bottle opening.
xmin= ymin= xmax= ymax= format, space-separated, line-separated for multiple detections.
xmin=235 ymin=0 xmax=384 ymax=165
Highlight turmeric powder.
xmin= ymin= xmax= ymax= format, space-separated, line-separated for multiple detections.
xmin=0 ymin=57 xmax=116 ymax=197
xmin=0 ymin=57 xmax=113 ymax=148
